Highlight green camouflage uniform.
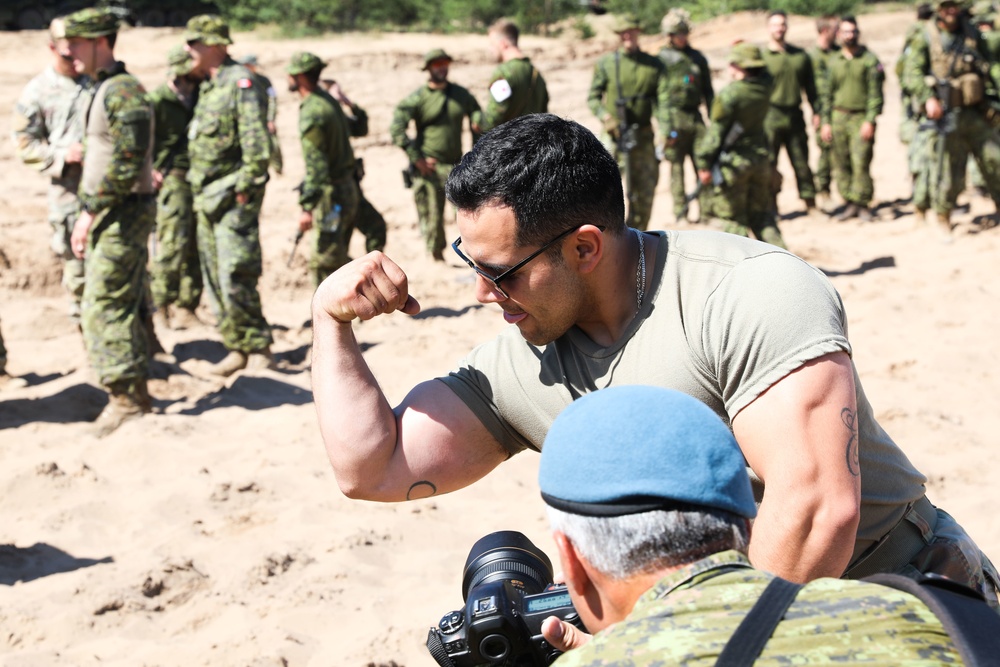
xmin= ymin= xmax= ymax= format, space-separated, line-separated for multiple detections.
xmin=902 ymin=17 xmax=1000 ymax=218
xmin=390 ymin=81 xmax=482 ymax=256
xmin=11 ymin=65 xmax=91 ymax=322
xmin=344 ymin=106 xmax=387 ymax=255
xmin=149 ymin=79 xmax=201 ymax=312
xmin=696 ymin=67 xmax=785 ymax=248
xmin=968 ymin=26 xmax=1000 ymax=190
xmin=588 ymin=48 xmax=668 ymax=231
xmin=78 ymin=61 xmax=156 ymax=395
xmin=823 ymin=46 xmax=885 ymax=208
xmin=553 ymin=550 xmax=961 ymax=667
xmin=297 ymin=87 xmax=361 ymax=287
xmin=658 ymin=44 xmax=713 ymax=220
xmin=762 ymin=44 xmax=819 ymax=202
xmin=256 ymin=71 xmax=283 ymax=176
xmin=481 ymin=57 xmax=549 ymax=131
xmin=188 ymin=56 xmax=272 ymax=354
xmin=808 ymin=43 xmax=837 ymax=194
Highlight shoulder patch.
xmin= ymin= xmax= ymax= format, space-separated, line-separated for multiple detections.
xmin=238 ymin=78 xmax=253 ymax=89
xmin=490 ymin=78 xmax=513 ymax=103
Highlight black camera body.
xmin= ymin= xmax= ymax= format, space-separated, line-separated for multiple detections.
xmin=426 ymin=531 xmax=584 ymax=667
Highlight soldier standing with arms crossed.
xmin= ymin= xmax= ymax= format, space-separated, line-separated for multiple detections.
xmin=481 ymin=19 xmax=549 ymax=132
xmin=63 ymin=7 xmax=156 ymax=435
xmin=150 ymin=46 xmax=203 ymax=331
xmin=657 ymin=8 xmax=713 ymax=224
xmin=588 ymin=14 xmax=667 ymax=231
xmin=809 ymin=15 xmax=839 ymax=209
xmin=763 ymin=10 xmax=820 ymax=213
xmin=821 ymin=17 xmax=884 ymax=223
xmin=390 ymin=50 xmax=481 ymax=261
xmin=288 ymin=52 xmax=361 ymax=287
xmin=185 ymin=15 xmax=274 ymax=375
xmin=11 ymin=17 xmax=91 ymax=329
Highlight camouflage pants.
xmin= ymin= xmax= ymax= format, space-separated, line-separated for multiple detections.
xmin=831 ymin=110 xmax=875 ymax=207
xmin=909 ymin=125 xmax=935 ymax=212
xmin=765 ymin=105 xmax=817 ymax=200
xmin=967 ymin=154 xmax=986 ymax=189
xmin=708 ymin=157 xmax=786 ymax=249
xmin=412 ymin=162 xmax=454 ymax=256
xmin=269 ymin=132 xmax=283 ymax=176
xmin=151 ymin=172 xmax=202 ymax=311
xmin=357 ymin=190 xmax=387 ymax=254
xmin=918 ymin=107 xmax=1000 ymax=216
xmin=602 ymin=128 xmax=659 ymax=231
xmin=311 ymin=175 xmax=361 ymax=288
xmin=195 ymin=184 xmax=272 ymax=354
xmin=815 ymin=129 xmax=833 ymax=194
xmin=662 ymin=122 xmax=706 ymax=219
xmin=81 ymin=197 xmax=155 ymax=390
xmin=49 ymin=173 xmax=85 ymax=323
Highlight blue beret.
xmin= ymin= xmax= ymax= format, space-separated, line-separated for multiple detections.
xmin=538 ymin=386 xmax=757 ymax=519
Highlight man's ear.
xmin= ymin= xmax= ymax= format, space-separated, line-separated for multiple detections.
xmin=553 ymin=531 xmax=591 ymax=596
xmin=569 ymin=224 xmax=604 ymax=274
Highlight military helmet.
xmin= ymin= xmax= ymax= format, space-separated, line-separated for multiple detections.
xmin=167 ymin=45 xmax=194 ymax=77
xmin=184 ymin=14 xmax=232 ymax=46
xmin=613 ymin=13 xmax=643 ymax=33
xmin=287 ymin=51 xmax=326 ymax=76
xmin=62 ymin=7 xmax=121 ymax=39
xmin=729 ymin=42 xmax=765 ymax=69
xmin=422 ymin=48 xmax=453 ymax=70
xmin=661 ymin=8 xmax=691 ymax=35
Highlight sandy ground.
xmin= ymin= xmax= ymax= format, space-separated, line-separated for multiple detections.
xmin=1 ymin=9 xmax=999 ymax=666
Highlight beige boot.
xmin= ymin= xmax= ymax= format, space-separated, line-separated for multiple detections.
xmin=246 ymin=348 xmax=276 ymax=371
xmin=94 ymin=385 xmax=149 ymax=438
xmin=170 ymin=306 xmax=202 ymax=330
xmin=211 ymin=350 xmax=248 ymax=376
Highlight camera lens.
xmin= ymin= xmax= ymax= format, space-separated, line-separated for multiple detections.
xmin=461 ymin=531 xmax=553 ymax=600
xmin=479 ymin=634 xmax=511 ymax=661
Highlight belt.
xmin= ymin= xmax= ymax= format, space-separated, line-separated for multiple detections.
xmin=833 ymin=107 xmax=864 ymax=114
xmin=843 ymin=495 xmax=937 ymax=580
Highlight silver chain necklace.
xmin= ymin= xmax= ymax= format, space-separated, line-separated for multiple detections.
xmin=635 ymin=228 xmax=646 ymax=310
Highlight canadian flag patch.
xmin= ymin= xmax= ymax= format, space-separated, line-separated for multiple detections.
xmin=238 ymin=78 xmax=253 ymax=89
xmin=490 ymin=79 xmax=512 ymax=103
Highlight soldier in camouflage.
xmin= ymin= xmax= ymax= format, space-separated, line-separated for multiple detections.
xmin=63 ymin=7 xmax=156 ymax=436
xmin=588 ymin=14 xmax=668 ymax=231
xmin=902 ymin=0 xmax=1000 ymax=238
xmin=237 ymin=54 xmax=283 ymax=177
xmin=150 ymin=45 xmax=203 ymax=332
xmin=185 ymin=15 xmax=274 ymax=375
xmin=11 ymin=17 xmax=91 ymax=326
xmin=696 ymin=44 xmax=786 ymax=248
xmin=809 ymin=15 xmax=840 ymax=207
xmin=537 ymin=386 xmax=970 ymax=665
xmin=763 ymin=10 xmax=820 ymax=212
xmin=390 ymin=49 xmax=482 ymax=260
xmin=480 ymin=19 xmax=549 ymax=132
xmin=821 ymin=17 xmax=884 ymax=222
xmin=288 ymin=51 xmax=361 ymax=287
xmin=657 ymin=8 xmax=713 ymax=223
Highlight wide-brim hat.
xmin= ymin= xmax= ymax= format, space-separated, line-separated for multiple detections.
xmin=287 ymin=51 xmax=326 ymax=76
xmin=184 ymin=14 xmax=232 ymax=46
xmin=63 ymin=7 xmax=121 ymax=39
xmin=422 ymin=48 xmax=453 ymax=70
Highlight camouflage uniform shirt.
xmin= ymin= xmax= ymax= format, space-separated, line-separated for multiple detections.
xmin=658 ymin=44 xmax=713 ymax=129
xmin=187 ymin=56 xmax=270 ymax=193
xmin=390 ymin=82 xmax=482 ymax=165
xmin=298 ymin=88 xmax=355 ymax=211
xmin=481 ymin=57 xmax=549 ymax=131
xmin=12 ymin=66 xmax=91 ymax=176
xmin=149 ymin=82 xmax=194 ymax=173
xmin=588 ymin=48 xmax=668 ymax=132
xmin=554 ymin=550 xmax=961 ymax=666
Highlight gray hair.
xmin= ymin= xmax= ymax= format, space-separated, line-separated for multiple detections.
xmin=546 ymin=507 xmax=749 ymax=580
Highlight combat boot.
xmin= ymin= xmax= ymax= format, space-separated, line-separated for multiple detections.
xmin=803 ymin=197 xmax=817 ymax=212
xmin=914 ymin=208 xmax=927 ymax=227
xmin=170 ymin=306 xmax=202 ymax=330
xmin=246 ymin=348 xmax=276 ymax=371
xmin=834 ymin=203 xmax=859 ymax=222
xmin=93 ymin=383 xmax=149 ymax=438
xmin=857 ymin=206 xmax=874 ymax=223
xmin=210 ymin=350 xmax=248 ymax=377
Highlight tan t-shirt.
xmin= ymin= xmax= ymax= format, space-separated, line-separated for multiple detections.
xmin=440 ymin=230 xmax=926 ymax=560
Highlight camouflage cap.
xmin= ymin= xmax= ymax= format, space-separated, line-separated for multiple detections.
xmin=971 ymin=0 xmax=996 ymax=16
xmin=184 ymin=14 xmax=232 ymax=46
xmin=613 ymin=13 xmax=643 ymax=33
xmin=729 ymin=42 xmax=765 ymax=69
xmin=62 ymin=7 xmax=121 ymax=39
xmin=168 ymin=44 xmax=194 ymax=77
xmin=422 ymin=48 xmax=453 ymax=70
xmin=286 ymin=51 xmax=326 ymax=76
xmin=661 ymin=8 xmax=691 ymax=35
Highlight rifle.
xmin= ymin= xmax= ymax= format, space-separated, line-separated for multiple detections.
xmin=686 ymin=121 xmax=744 ymax=204
xmin=614 ymin=51 xmax=638 ymax=214
xmin=286 ymin=229 xmax=304 ymax=268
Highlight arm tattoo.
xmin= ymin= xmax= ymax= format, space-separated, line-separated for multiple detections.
xmin=841 ymin=408 xmax=860 ymax=477
xmin=406 ymin=480 xmax=437 ymax=500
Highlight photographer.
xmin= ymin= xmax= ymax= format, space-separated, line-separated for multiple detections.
xmin=538 ymin=386 xmax=969 ymax=663
xmin=311 ymin=114 xmax=998 ymax=601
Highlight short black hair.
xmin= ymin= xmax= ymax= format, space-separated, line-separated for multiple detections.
xmin=767 ymin=9 xmax=787 ymax=20
xmin=446 ymin=114 xmax=626 ymax=247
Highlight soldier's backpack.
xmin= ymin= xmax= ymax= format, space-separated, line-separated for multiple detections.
xmin=714 ymin=572 xmax=1000 ymax=667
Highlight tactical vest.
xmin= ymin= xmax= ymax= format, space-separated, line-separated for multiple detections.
xmin=925 ymin=20 xmax=985 ymax=107
xmin=81 ymin=75 xmax=155 ymax=197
